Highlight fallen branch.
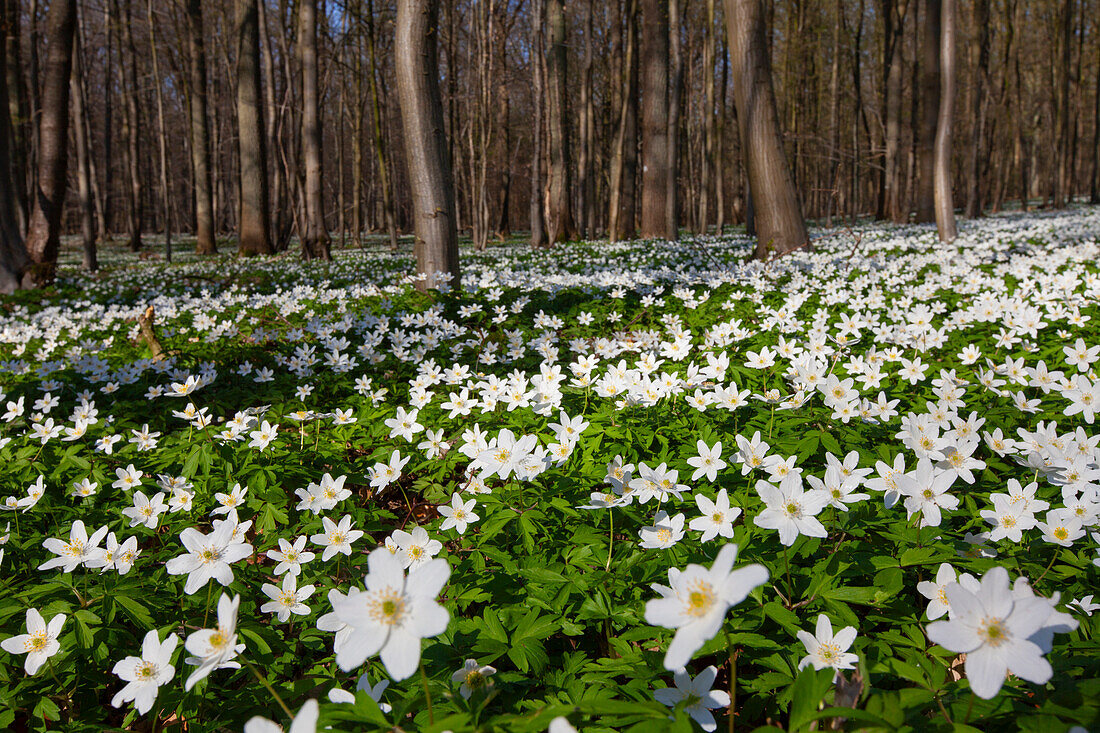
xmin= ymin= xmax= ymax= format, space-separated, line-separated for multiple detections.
xmin=137 ymin=305 xmax=166 ymax=361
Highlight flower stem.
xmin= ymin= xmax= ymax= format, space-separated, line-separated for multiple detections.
xmin=725 ymin=630 xmax=739 ymax=733
xmin=201 ymin=580 xmax=213 ymax=628
xmin=605 ymin=510 xmax=614 ymax=571
xmin=420 ymin=659 xmax=435 ymax=724
xmin=1035 ymin=552 xmax=1059 ymax=586
xmin=963 ymin=691 xmax=976 ymax=725
xmin=782 ymin=542 xmax=794 ymax=607
xmin=245 ymin=658 xmax=293 ymax=718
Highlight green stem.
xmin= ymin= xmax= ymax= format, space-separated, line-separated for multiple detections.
xmin=201 ymin=580 xmax=213 ymax=629
xmin=725 ymin=630 xmax=738 ymax=733
xmin=420 ymin=659 xmax=435 ymax=724
xmin=605 ymin=510 xmax=614 ymax=571
xmin=782 ymin=542 xmax=794 ymax=607
xmin=963 ymin=692 xmax=976 ymax=725
xmin=245 ymin=658 xmax=294 ymax=718
xmin=1034 ymin=552 xmax=1059 ymax=586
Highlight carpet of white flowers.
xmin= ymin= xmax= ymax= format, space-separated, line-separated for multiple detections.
xmin=2 ymin=208 xmax=1100 ymax=732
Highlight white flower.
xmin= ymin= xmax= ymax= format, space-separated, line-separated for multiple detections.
xmin=797 ymin=615 xmax=858 ymax=672
xmin=38 ymin=520 xmax=108 ymax=572
xmin=654 ymin=665 xmax=730 ymax=732
xmin=122 ymin=491 xmax=169 ymax=529
xmin=451 ymin=658 xmax=496 ymax=699
xmin=689 ymin=489 xmax=740 ymax=542
xmin=244 ymin=698 xmax=319 ymax=733
xmin=166 ymin=519 xmax=254 ymax=595
xmin=184 ymin=593 xmax=245 ymax=690
xmin=260 ymin=574 xmax=317 ymax=622
xmin=329 ymin=673 xmax=392 ymax=712
xmin=266 ymin=536 xmax=316 ymax=576
xmin=248 ymin=420 xmax=279 ymax=451
xmin=639 ymin=510 xmax=686 ymax=549
xmin=390 ymin=526 xmax=443 ymax=570
xmin=329 ymin=546 xmax=450 ymax=680
xmin=1 ymin=608 xmax=66 ymax=675
xmin=113 ymin=464 xmax=144 ymax=492
xmin=438 ymin=493 xmax=479 ymax=535
xmin=752 ymin=474 xmax=829 ymax=546
xmin=311 ymin=515 xmax=364 ymax=561
xmin=687 ymin=440 xmax=728 ymax=483
xmin=111 ymin=629 xmax=179 ymax=714
xmin=644 ymin=543 xmax=768 ymax=670
xmin=926 ymin=566 xmax=1069 ymax=699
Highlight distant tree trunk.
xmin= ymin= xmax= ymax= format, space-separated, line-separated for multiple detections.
xmin=147 ymin=0 xmax=171 ymax=262
xmin=699 ymin=0 xmax=716 ymax=233
xmin=827 ymin=0 xmax=841 ymax=227
xmin=963 ymin=0 xmax=988 ymax=218
xmin=259 ymin=0 xmax=290 ymax=250
xmin=365 ymin=0 xmax=398 ymax=250
xmin=577 ymin=0 xmax=594 ymax=238
xmin=933 ymin=0 xmax=956 ymax=242
xmin=666 ymin=0 xmax=682 ymax=239
xmin=71 ymin=12 xmax=96 ymax=271
xmin=529 ymin=0 xmax=547 ymax=247
xmin=640 ymin=0 xmax=670 ymax=239
xmin=1 ymin=0 xmax=27 ymax=234
xmin=299 ymin=0 xmax=331 ymax=260
xmin=101 ymin=0 xmax=112 ymax=239
xmin=1092 ymin=23 xmax=1100 ymax=204
xmin=1054 ymin=0 xmax=1072 ymax=208
xmin=236 ymin=0 xmax=273 ymax=256
xmin=544 ymin=0 xmax=574 ymax=244
xmin=187 ymin=0 xmax=216 ymax=254
xmin=0 ymin=0 xmax=27 ymax=292
xmin=915 ymin=0 xmax=940 ymax=223
xmin=119 ymin=0 xmax=142 ymax=252
xmin=882 ymin=0 xmax=908 ymax=222
xmin=724 ymin=0 xmax=809 ymax=258
xmin=608 ymin=0 xmax=639 ymax=241
xmin=396 ymin=0 xmax=460 ymax=289
xmin=24 ymin=0 xmax=75 ymax=284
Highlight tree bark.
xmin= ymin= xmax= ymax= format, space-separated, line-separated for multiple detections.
xmin=577 ymin=0 xmax=594 ymax=238
xmin=882 ymin=0 xmax=908 ymax=222
xmin=666 ymin=0 xmax=682 ymax=239
xmin=545 ymin=0 xmax=574 ymax=244
xmin=933 ymin=0 xmax=956 ymax=241
xmin=1054 ymin=0 xmax=1072 ymax=207
xmin=396 ymin=0 xmax=460 ymax=289
xmin=640 ymin=0 xmax=670 ymax=239
xmin=147 ymin=0 xmax=171 ymax=262
xmin=186 ymin=0 xmax=216 ymax=254
xmin=1 ymin=0 xmax=27 ymax=233
xmin=299 ymin=0 xmax=331 ymax=260
xmin=963 ymin=0 xmax=989 ymax=218
xmin=0 ymin=0 xmax=27 ymax=292
xmin=71 ymin=11 xmax=96 ymax=271
xmin=365 ymin=0 xmax=399 ymax=251
xmin=24 ymin=0 xmax=76 ymax=284
xmin=608 ymin=0 xmax=639 ymax=241
xmin=915 ymin=0 xmax=940 ymax=223
xmin=699 ymin=0 xmax=716 ymax=233
xmin=529 ymin=0 xmax=547 ymax=247
xmin=1092 ymin=18 xmax=1100 ymax=204
xmin=724 ymin=0 xmax=809 ymax=258
xmin=119 ymin=0 xmax=142 ymax=252
xmin=237 ymin=0 xmax=273 ymax=256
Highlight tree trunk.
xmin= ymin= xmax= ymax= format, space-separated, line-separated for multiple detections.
xmin=544 ymin=0 xmax=574 ymax=244
xmin=147 ymin=0 xmax=171 ymax=262
xmin=827 ymin=0 xmax=841 ymax=227
xmin=699 ymin=0 xmax=716 ymax=233
xmin=299 ymin=0 xmax=331 ymax=260
xmin=186 ymin=0 xmax=216 ymax=254
xmin=71 ymin=10 xmax=96 ymax=271
xmin=119 ymin=0 xmax=141 ymax=252
xmin=577 ymin=0 xmax=594 ymax=238
xmin=666 ymin=0 xmax=682 ymax=239
xmin=724 ymin=0 xmax=809 ymax=258
xmin=396 ymin=0 xmax=459 ymax=289
xmin=608 ymin=0 xmax=638 ymax=241
xmin=365 ymin=0 xmax=398 ymax=251
xmin=529 ymin=0 xmax=547 ymax=247
xmin=640 ymin=0 xmax=670 ymax=238
xmin=963 ymin=0 xmax=988 ymax=218
xmin=237 ymin=0 xmax=273 ymax=256
xmin=933 ymin=0 xmax=956 ymax=242
xmin=0 ymin=0 xmax=27 ymax=292
xmin=882 ymin=0 xmax=908 ymax=222
xmin=1092 ymin=20 xmax=1100 ymax=204
xmin=1 ymin=0 xmax=27 ymax=234
xmin=1055 ymin=0 xmax=1072 ymax=208
xmin=24 ymin=0 xmax=75 ymax=284
xmin=915 ymin=0 xmax=940 ymax=223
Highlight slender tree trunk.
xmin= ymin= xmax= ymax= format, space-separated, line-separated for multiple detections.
xmin=71 ymin=11 xmax=95 ymax=271
xmin=826 ymin=0 xmax=841 ymax=227
xmin=147 ymin=0 xmax=171 ymax=262
xmin=1054 ymin=0 xmax=1072 ymax=207
xmin=28 ymin=0 xmax=39 ymax=205
xmin=529 ymin=0 xmax=547 ymax=247
xmin=237 ymin=0 xmax=273 ymax=256
xmin=1 ymin=0 xmax=27 ymax=233
xmin=187 ymin=0 xmax=216 ymax=254
xmin=609 ymin=0 xmax=638 ymax=241
xmin=717 ymin=39 xmax=729 ymax=229
xmin=724 ymin=0 xmax=809 ymax=257
xmin=299 ymin=0 xmax=331 ymax=260
xmin=352 ymin=0 xmax=363 ymax=247
xmin=666 ymin=0 xmax=682 ymax=239
xmin=882 ymin=0 xmax=908 ymax=222
xmin=963 ymin=0 xmax=988 ymax=218
xmin=259 ymin=0 xmax=289 ymax=250
xmin=396 ymin=0 xmax=459 ymax=289
xmin=119 ymin=0 xmax=142 ymax=252
xmin=366 ymin=0 xmax=398 ymax=251
xmin=544 ymin=0 xmax=573 ymax=244
xmin=0 ymin=0 xmax=27 ymax=292
xmin=1091 ymin=18 xmax=1100 ymax=204
xmin=578 ymin=0 xmax=594 ymax=238
xmin=699 ymin=0 xmax=716 ymax=233
xmin=1013 ymin=0 xmax=1027 ymax=211
xmin=24 ymin=0 xmax=75 ymax=284
xmin=640 ymin=0 xmax=670 ymax=238
xmin=933 ymin=0 xmax=956 ymax=241
xmin=915 ymin=0 xmax=940 ymax=223
xmin=101 ymin=0 xmax=113 ymax=239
